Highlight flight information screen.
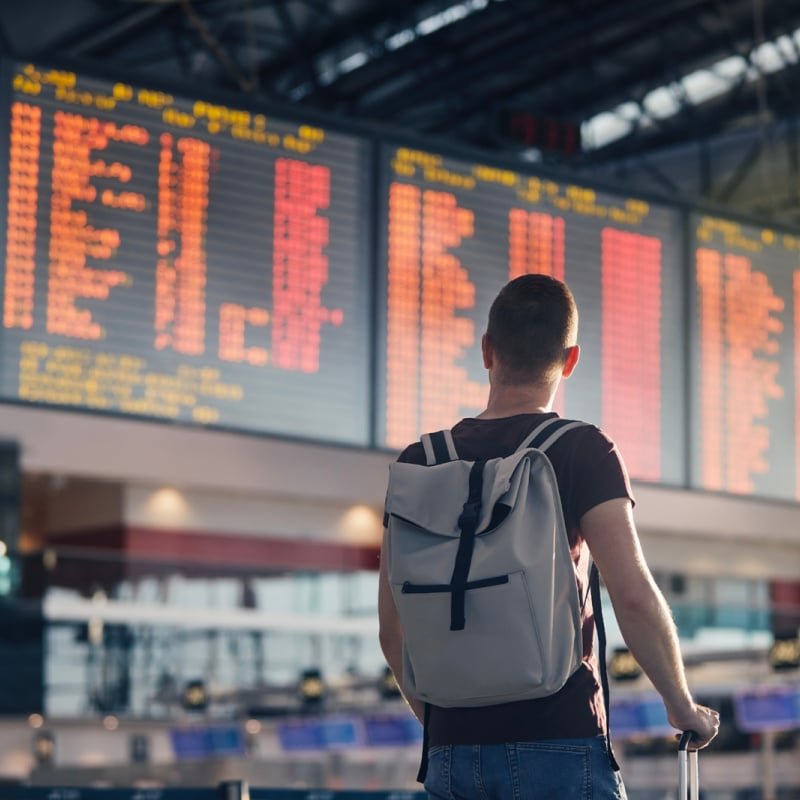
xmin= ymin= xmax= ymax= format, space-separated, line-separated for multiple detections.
xmin=377 ymin=146 xmax=686 ymax=484
xmin=0 ymin=62 xmax=370 ymax=445
xmin=691 ymin=214 xmax=800 ymax=501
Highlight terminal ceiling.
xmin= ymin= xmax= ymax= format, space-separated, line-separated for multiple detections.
xmin=3 ymin=0 xmax=800 ymax=217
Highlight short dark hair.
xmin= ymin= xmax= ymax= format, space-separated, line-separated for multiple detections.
xmin=486 ymin=274 xmax=578 ymax=384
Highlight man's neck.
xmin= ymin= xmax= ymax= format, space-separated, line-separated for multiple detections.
xmin=477 ymin=381 xmax=556 ymax=420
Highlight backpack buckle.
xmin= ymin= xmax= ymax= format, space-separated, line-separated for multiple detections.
xmin=457 ymin=502 xmax=480 ymax=535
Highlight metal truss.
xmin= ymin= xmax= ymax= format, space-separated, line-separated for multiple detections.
xmin=3 ymin=0 xmax=800 ymax=215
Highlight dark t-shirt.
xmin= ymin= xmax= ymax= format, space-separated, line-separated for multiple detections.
xmin=395 ymin=412 xmax=634 ymax=745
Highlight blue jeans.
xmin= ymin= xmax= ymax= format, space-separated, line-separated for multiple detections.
xmin=424 ymin=737 xmax=627 ymax=799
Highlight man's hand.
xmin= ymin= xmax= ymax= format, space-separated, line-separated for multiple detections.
xmin=667 ymin=702 xmax=721 ymax=750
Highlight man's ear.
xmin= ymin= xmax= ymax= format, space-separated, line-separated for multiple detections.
xmin=481 ymin=334 xmax=494 ymax=369
xmin=562 ymin=344 xmax=580 ymax=377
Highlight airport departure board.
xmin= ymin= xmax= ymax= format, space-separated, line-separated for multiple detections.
xmin=0 ymin=62 xmax=370 ymax=445
xmin=691 ymin=214 xmax=800 ymax=501
xmin=5 ymin=62 xmax=800 ymax=505
xmin=377 ymin=146 xmax=686 ymax=484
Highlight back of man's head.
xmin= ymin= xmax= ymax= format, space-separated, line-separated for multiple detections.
xmin=486 ymin=274 xmax=578 ymax=385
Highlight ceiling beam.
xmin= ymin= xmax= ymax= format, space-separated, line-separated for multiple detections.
xmin=43 ymin=3 xmax=176 ymax=58
xmin=462 ymin=1 xmax=800 ymax=150
xmin=579 ymin=62 xmax=800 ymax=162
xmin=259 ymin=0 xmax=428 ymax=91
xmin=178 ymin=0 xmax=256 ymax=92
xmin=424 ymin=1 xmax=737 ymax=134
xmin=343 ymin=0 xmax=559 ymax=116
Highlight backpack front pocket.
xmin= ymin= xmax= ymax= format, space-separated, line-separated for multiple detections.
xmin=393 ymin=570 xmax=546 ymax=707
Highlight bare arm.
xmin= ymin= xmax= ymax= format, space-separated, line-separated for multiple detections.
xmin=581 ymin=498 xmax=719 ymax=749
xmin=378 ymin=531 xmax=425 ymax=723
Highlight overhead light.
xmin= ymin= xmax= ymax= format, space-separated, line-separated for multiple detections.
xmin=583 ymin=23 xmax=800 ymax=151
xmin=32 ymin=731 xmax=55 ymax=764
xmin=643 ymin=87 xmax=682 ymax=121
xmin=43 ymin=548 xmax=57 ymax=571
xmin=338 ymin=52 xmax=368 ymax=75
xmin=103 ymin=715 xmax=119 ymax=731
xmin=338 ymin=504 xmax=381 ymax=543
xmin=609 ymin=647 xmax=642 ymax=681
xmin=417 ymin=4 xmax=470 ymax=36
xmin=245 ymin=719 xmax=262 ymax=735
xmin=182 ymin=679 xmax=209 ymax=712
xmin=144 ymin=488 xmax=189 ymax=523
xmin=519 ymin=148 xmax=543 ymax=163
xmin=385 ymin=29 xmax=415 ymax=50
xmin=380 ymin=666 xmax=402 ymax=699
xmin=319 ymin=0 xmax=496 ymax=91
xmin=768 ymin=636 xmax=800 ymax=671
xmin=298 ymin=668 xmax=326 ymax=707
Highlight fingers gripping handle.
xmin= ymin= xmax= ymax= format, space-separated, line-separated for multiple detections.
xmin=678 ymin=732 xmax=699 ymax=800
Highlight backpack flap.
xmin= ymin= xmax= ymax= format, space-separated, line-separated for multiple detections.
xmin=386 ymin=459 xmax=474 ymax=537
xmin=474 ymin=450 xmax=532 ymax=534
xmin=388 ymin=451 xmax=532 ymax=532
xmin=386 ymin=453 xmax=534 ymax=585
xmin=386 ymin=460 xmax=470 ymax=589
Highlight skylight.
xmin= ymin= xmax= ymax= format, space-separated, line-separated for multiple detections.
xmin=582 ymin=26 xmax=800 ymax=152
xmin=315 ymin=0 xmax=495 ymax=88
xmin=385 ymin=29 xmax=416 ymax=51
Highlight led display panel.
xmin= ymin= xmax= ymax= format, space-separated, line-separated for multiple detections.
xmin=691 ymin=214 xmax=800 ymax=501
xmin=1 ymin=62 xmax=370 ymax=445
xmin=377 ymin=146 xmax=685 ymax=484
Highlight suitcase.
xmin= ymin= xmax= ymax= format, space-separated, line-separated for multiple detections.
xmin=678 ymin=731 xmax=699 ymax=800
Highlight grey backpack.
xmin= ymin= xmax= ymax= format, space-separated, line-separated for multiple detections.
xmin=385 ymin=416 xmax=587 ymax=708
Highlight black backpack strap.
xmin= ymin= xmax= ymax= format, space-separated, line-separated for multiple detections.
xmin=413 ymin=437 xmax=474 ymax=786
xmin=448 ymin=459 xmax=486 ymax=630
xmin=590 ymin=562 xmax=621 ymax=772
xmin=420 ymin=429 xmax=458 ymax=465
xmin=416 ymin=701 xmax=431 ymax=784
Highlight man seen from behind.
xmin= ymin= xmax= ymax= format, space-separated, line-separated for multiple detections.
xmin=379 ymin=274 xmax=720 ymax=799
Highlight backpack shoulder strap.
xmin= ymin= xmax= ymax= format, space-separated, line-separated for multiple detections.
xmin=420 ymin=429 xmax=459 ymax=465
xmin=515 ymin=417 xmax=588 ymax=454
xmin=415 ymin=426 xmax=457 ymax=784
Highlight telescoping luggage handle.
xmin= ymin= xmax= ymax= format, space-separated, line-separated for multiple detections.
xmin=678 ymin=731 xmax=699 ymax=800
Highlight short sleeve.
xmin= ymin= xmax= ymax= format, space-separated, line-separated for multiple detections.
xmin=569 ymin=426 xmax=635 ymax=525
xmin=397 ymin=442 xmax=426 ymax=464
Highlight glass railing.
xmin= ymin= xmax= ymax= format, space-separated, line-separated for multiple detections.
xmin=672 ymin=602 xmax=772 ymax=638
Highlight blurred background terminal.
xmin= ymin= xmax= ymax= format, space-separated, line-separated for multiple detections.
xmin=0 ymin=0 xmax=799 ymax=797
